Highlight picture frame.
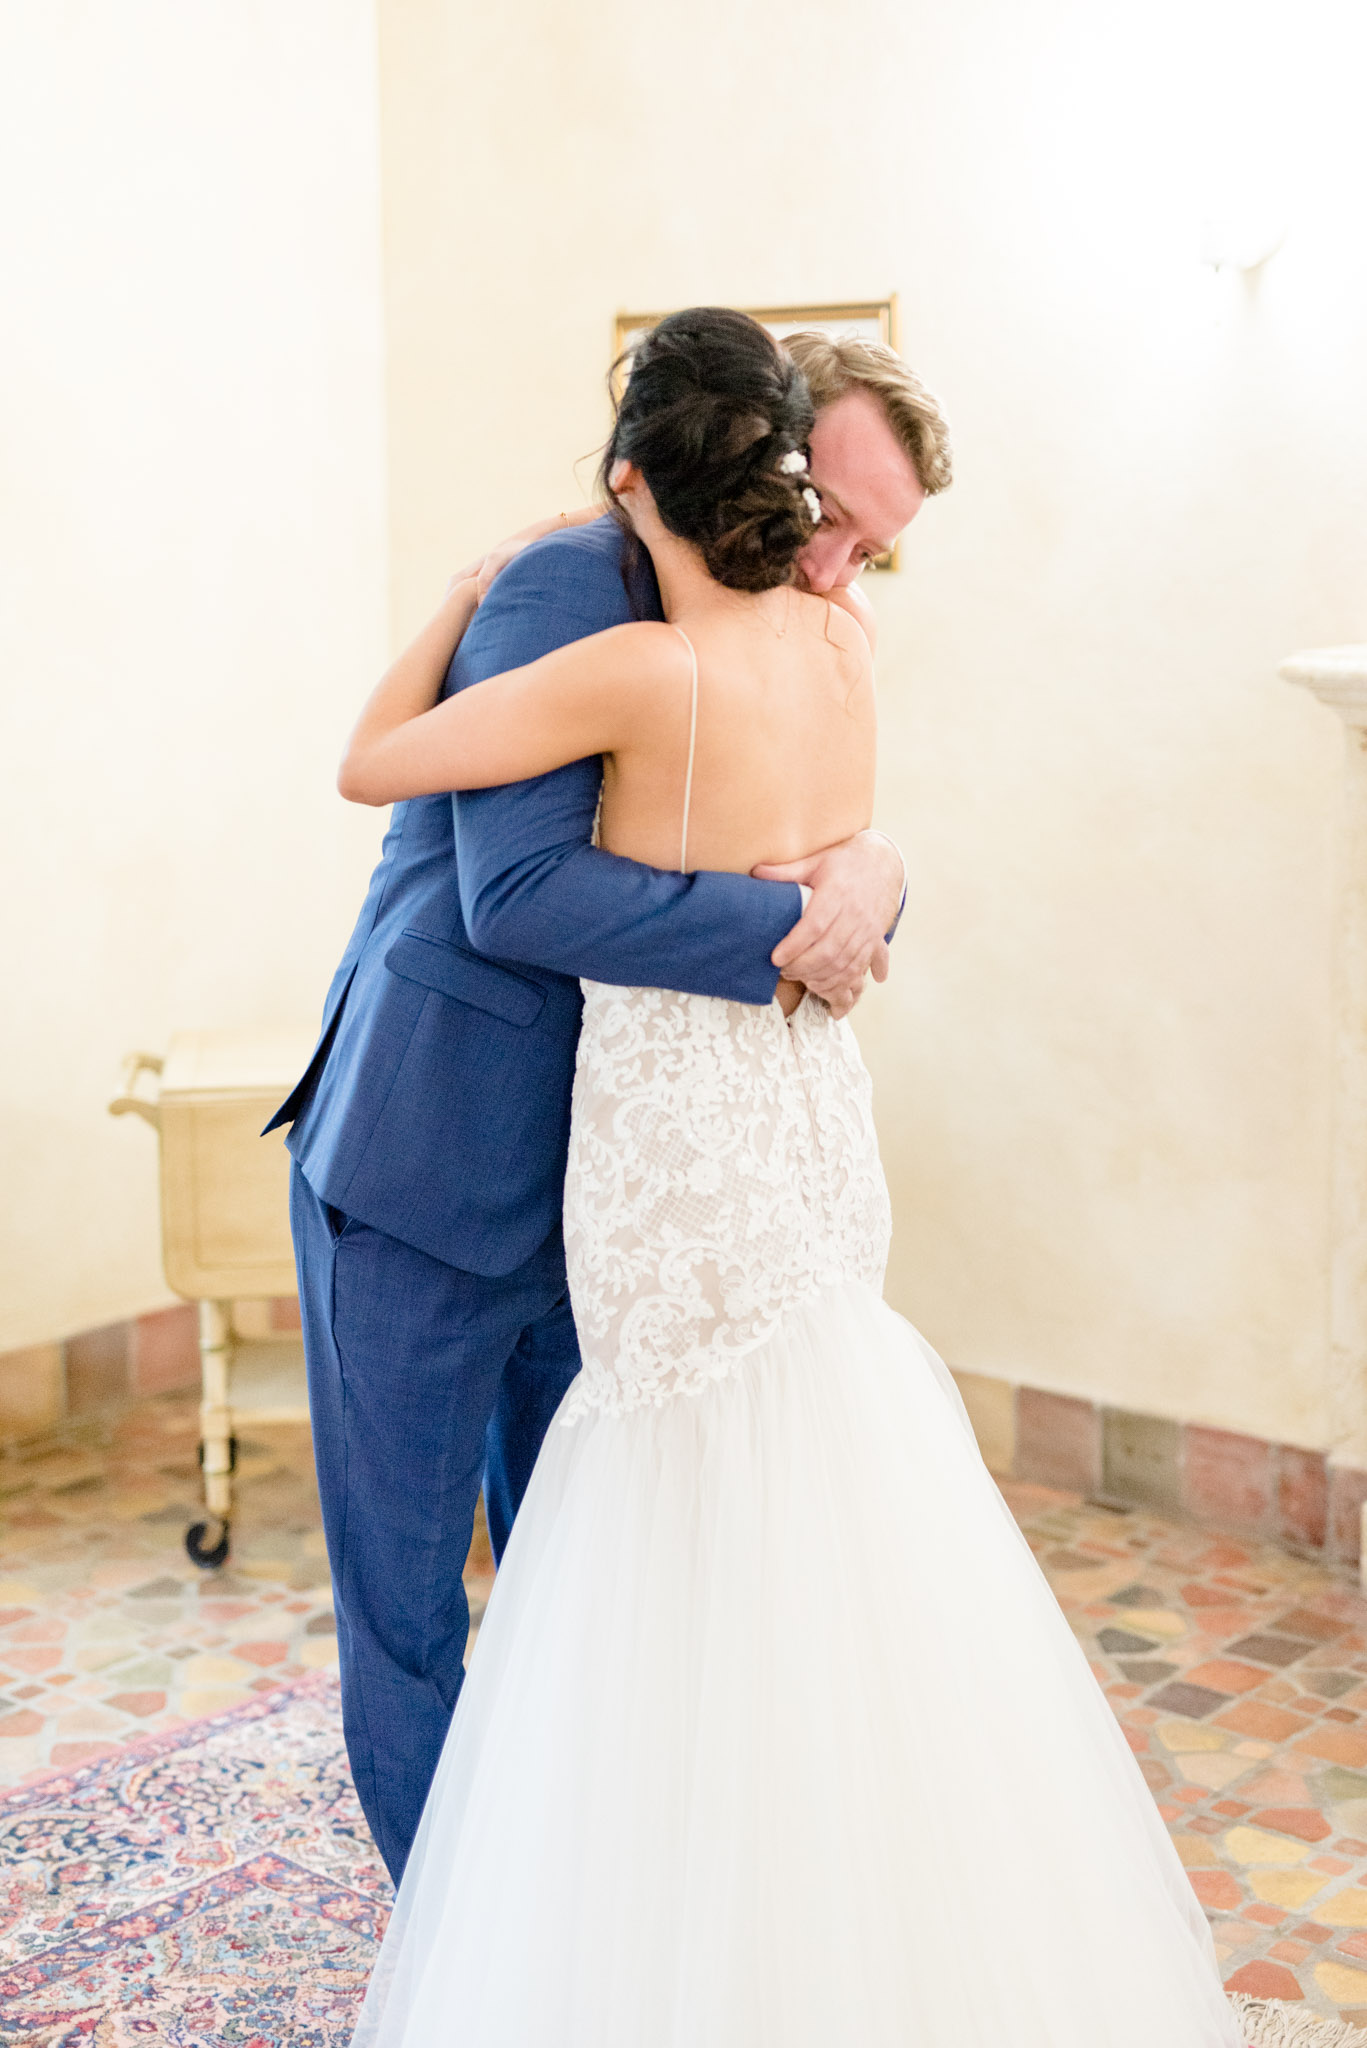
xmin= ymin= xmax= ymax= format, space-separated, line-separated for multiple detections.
xmin=611 ymin=298 xmax=902 ymax=570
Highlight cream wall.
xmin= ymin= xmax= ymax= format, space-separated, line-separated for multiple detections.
xmin=377 ymin=0 xmax=1366 ymax=1448
xmin=0 ymin=2 xmax=389 ymax=1350
xmin=5 ymin=0 xmax=1363 ymax=1457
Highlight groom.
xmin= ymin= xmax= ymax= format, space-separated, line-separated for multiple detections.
xmin=269 ymin=327 xmax=953 ymax=1884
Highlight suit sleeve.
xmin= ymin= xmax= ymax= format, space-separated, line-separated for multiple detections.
xmin=447 ymin=537 xmax=797 ymax=1004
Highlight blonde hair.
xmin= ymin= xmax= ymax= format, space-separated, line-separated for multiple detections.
xmin=783 ymin=331 xmax=953 ymax=495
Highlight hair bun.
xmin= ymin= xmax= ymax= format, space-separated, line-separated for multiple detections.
xmin=602 ymin=308 xmax=817 ymax=593
xmin=698 ymin=476 xmax=814 ymax=593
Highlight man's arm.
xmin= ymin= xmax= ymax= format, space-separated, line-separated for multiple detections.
xmin=757 ymin=831 xmax=906 ymax=991
xmin=447 ymin=528 xmax=800 ymax=1006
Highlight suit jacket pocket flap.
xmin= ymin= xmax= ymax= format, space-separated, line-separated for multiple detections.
xmin=384 ymin=932 xmax=547 ymax=1028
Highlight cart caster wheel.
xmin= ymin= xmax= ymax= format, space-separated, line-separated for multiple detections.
xmin=185 ymin=1519 xmax=231 ymax=1570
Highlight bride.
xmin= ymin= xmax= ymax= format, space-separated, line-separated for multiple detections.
xmin=336 ymin=307 xmax=1243 ymax=2045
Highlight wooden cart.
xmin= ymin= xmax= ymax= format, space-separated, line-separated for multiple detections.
xmin=109 ymin=1026 xmax=315 ymax=1569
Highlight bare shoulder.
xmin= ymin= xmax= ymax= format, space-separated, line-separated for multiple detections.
xmin=545 ymin=617 xmax=683 ymax=667
xmin=593 ymin=619 xmax=692 ymax=675
xmin=788 ymin=589 xmax=874 ymax=679
xmin=558 ymin=619 xmax=694 ymax=722
xmin=826 ymin=581 xmax=878 ymax=656
xmin=785 ymin=585 xmax=872 ymax=661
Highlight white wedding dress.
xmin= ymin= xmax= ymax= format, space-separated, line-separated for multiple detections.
xmin=351 ymin=974 xmax=1242 ymax=2046
xmin=352 ymin=637 xmax=1242 ymax=2048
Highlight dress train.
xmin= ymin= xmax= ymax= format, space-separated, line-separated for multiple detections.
xmin=354 ymin=1277 xmax=1242 ymax=2046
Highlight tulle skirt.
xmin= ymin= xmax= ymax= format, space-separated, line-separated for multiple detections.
xmin=352 ymin=1279 xmax=1241 ymax=2047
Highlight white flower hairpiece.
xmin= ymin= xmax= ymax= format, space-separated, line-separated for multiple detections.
xmin=778 ymin=449 xmax=808 ymax=475
xmin=802 ymin=486 xmax=822 ymax=525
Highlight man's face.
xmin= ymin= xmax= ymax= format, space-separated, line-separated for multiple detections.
xmin=797 ymin=388 xmax=926 ymax=592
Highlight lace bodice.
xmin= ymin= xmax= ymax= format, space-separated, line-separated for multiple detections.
xmin=562 ymin=982 xmax=891 ymax=1419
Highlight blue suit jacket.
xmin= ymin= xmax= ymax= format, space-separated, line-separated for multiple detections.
xmin=267 ymin=516 xmax=801 ymax=1277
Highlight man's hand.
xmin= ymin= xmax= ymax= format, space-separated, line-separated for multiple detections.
xmin=753 ymin=831 xmax=905 ymax=1020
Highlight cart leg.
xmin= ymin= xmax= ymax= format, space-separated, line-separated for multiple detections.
xmin=186 ymin=1299 xmax=234 ymax=1570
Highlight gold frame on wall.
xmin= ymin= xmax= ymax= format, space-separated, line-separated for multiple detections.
xmin=611 ymin=298 xmax=903 ymax=570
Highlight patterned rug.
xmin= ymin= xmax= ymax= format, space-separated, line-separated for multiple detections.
xmin=0 ymin=1672 xmax=388 ymax=2044
xmin=0 ymin=1668 xmax=1354 ymax=2046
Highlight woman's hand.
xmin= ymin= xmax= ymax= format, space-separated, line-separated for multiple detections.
xmin=451 ymin=506 xmax=602 ymax=603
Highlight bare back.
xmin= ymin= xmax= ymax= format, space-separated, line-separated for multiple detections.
xmin=596 ymin=587 xmax=876 ymax=886
xmin=340 ymin=551 xmax=878 ymax=1020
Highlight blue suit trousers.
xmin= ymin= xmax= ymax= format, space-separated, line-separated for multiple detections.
xmin=290 ymin=1162 xmax=581 ymax=1883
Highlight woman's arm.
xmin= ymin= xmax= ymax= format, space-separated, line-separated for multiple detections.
xmin=338 ymin=603 xmax=681 ymax=807
xmin=441 ymin=533 xmax=802 ymax=1008
xmin=337 ymin=578 xmax=481 ymax=802
xmin=344 ymin=510 xmax=608 ymax=771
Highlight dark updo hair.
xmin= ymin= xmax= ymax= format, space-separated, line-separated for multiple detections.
xmin=600 ymin=307 xmax=818 ymax=593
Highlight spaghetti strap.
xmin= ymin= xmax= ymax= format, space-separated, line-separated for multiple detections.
xmin=671 ymin=625 xmax=699 ymax=874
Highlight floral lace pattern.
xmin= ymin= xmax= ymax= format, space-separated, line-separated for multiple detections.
xmin=562 ymin=982 xmax=891 ymax=1419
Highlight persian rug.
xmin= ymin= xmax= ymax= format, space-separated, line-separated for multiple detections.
xmin=0 ymin=1669 xmax=1352 ymax=2046
xmin=1234 ymin=2003 xmax=1367 ymax=2046
xmin=0 ymin=1671 xmax=388 ymax=2044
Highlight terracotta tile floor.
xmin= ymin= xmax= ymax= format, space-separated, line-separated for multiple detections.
xmin=0 ymin=1391 xmax=496 ymax=1795
xmin=5 ymin=1392 xmax=1367 ymax=2024
xmin=1003 ymin=1476 xmax=1367 ymax=2025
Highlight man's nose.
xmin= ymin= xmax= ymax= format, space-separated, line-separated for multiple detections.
xmin=798 ymin=539 xmax=843 ymax=595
